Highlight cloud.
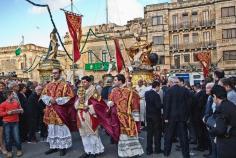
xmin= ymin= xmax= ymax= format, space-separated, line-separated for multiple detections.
xmin=108 ymin=0 xmax=143 ymax=25
xmin=107 ymin=0 xmax=169 ymax=25
xmin=29 ymin=0 xmax=71 ymax=14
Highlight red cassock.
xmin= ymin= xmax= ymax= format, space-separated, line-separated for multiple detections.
xmin=88 ymin=97 xmax=120 ymax=143
xmin=43 ymin=80 xmax=78 ymax=132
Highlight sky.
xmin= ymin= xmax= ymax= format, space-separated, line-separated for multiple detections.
xmin=0 ymin=0 xmax=169 ymax=48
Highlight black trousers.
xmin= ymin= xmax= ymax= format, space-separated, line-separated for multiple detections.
xmin=164 ymin=121 xmax=190 ymax=158
xmin=187 ymin=117 xmax=197 ymax=142
xmin=40 ymin=122 xmax=48 ymax=138
xmin=39 ymin=113 xmax=47 ymax=138
xmin=28 ymin=118 xmax=38 ymax=141
xmin=146 ymin=117 xmax=162 ymax=152
xmin=19 ymin=114 xmax=28 ymax=142
xmin=194 ymin=116 xmax=211 ymax=150
xmin=217 ymin=137 xmax=236 ymax=158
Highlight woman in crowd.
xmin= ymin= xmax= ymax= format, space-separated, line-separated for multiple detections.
xmin=17 ymin=84 xmax=28 ymax=142
xmin=0 ymin=82 xmax=7 ymax=154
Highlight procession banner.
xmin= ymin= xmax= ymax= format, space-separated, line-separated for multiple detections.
xmin=65 ymin=12 xmax=82 ymax=63
xmin=114 ymin=38 xmax=125 ymax=73
xmin=196 ymin=52 xmax=211 ymax=78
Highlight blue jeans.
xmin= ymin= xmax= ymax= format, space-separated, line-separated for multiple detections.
xmin=3 ymin=122 xmax=22 ymax=152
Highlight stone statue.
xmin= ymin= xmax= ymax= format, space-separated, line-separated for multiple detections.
xmin=48 ymin=28 xmax=59 ymax=60
xmin=126 ymin=34 xmax=153 ymax=66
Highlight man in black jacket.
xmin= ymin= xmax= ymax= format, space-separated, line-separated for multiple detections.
xmin=210 ymin=85 xmax=236 ymax=158
xmin=164 ymin=76 xmax=190 ymax=158
xmin=145 ymin=80 xmax=162 ymax=155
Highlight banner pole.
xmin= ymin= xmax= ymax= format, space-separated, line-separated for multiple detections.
xmin=71 ymin=0 xmax=76 ymax=85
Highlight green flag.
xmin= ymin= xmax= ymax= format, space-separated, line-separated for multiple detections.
xmin=15 ymin=47 xmax=22 ymax=56
xmin=15 ymin=36 xmax=24 ymax=56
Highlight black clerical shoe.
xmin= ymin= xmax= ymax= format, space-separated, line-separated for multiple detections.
xmin=203 ymin=153 xmax=212 ymax=158
xmin=189 ymin=140 xmax=197 ymax=144
xmin=175 ymin=145 xmax=181 ymax=151
xmin=154 ymin=149 xmax=164 ymax=154
xmin=79 ymin=153 xmax=90 ymax=158
xmin=59 ymin=149 xmax=66 ymax=156
xmin=89 ymin=154 xmax=96 ymax=158
xmin=45 ymin=149 xmax=58 ymax=155
xmin=146 ymin=150 xmax=153 ymax=155
xmin=192 ymin=146 xmax=206 ymax=152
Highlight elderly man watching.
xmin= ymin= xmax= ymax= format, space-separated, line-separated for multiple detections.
xmin=27 ymin=86 xmax=43 ymax=143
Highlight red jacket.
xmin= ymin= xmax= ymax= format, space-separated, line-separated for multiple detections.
xmin=0 ymin=100 xmax=21 ymax=123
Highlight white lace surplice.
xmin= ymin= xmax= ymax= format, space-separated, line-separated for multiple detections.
xmin=118 ymin=134 xmax=144 ymax=157
xmin=47 ymin=125 xmax=72 ymax=149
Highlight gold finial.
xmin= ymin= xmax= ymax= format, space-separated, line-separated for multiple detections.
xmin=77 ymin=84 xmax=86 ymax=110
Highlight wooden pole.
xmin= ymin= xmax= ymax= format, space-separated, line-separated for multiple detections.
xmin=106 ymin=0 xmax=108 ymax=24
xmin=71 ymin=0 xmax=76 ymax=85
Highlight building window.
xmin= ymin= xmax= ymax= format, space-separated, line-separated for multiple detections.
xmin=88 ymin=51 xmax=93 ymax=63
xmin=183 ymin=34 xmax=189 ymax=44
xmin=193 ymin=53 xmax=198 ymax=62
xmin=203 ymin=31 xmax=211 ymax=42
xmin=223 ymin=28 xmax=236 ymax=39
xmin=153 ymin=36 xmax=164 ymax=45
xmin=174 ymin=55 xmax=180 ymax=68
xmin=182 ymin=13 xmax=189 ymax=27
xmin=152 ymin=16 xmax=163 ymax=25
xmin=158 ymin=55 xmax=165 ymax=65
xmin=222 ymin=6 xmax=235 ymax=17
xmin=202 ymin=10 xmax=209 ymax=25
xmin=20 ymin=63 xmax=25 ymax=70
xmin=102 ymin=51 xmax=107 ymax=62
xmin=191 ymin=12 xmax=198 ymax=26
xmin=223 ymin=50 xmax=236 ymax=60
xmin=183 ymin=54 xmax=190 ymax=63
xmin=173 ymin=35 xmax=179 ymax=48
xmin=192 ymin=33 xmax=199 ymax=43
xmin=172 ymin=15 xmax=178 ymax=28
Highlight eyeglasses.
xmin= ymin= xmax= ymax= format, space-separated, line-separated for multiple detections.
xmin=52 ymin=72 xmax=59 ymax=74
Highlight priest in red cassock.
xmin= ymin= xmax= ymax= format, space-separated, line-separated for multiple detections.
xmin=108 ymin=74 xmax=144 ymax=158
xmin=75 ymin=76 xmax=120 ymax=158
xmin=41 ymin=68 xmax=77 ymax=156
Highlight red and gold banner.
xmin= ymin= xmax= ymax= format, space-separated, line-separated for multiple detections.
xmin=65 ymin=12 xmax=82 ymax=63
xmin=114 ymin=38 xmax=124 ymax=73
xmin=196 ymin=52 xmax=211 ymax=78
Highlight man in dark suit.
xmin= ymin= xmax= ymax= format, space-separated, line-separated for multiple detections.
xmin=145 ymin=80 xmax=162 ymax=155
xmin=192 ymin=83 xmax=210 ymax=152
xmin=27 ymin=86 xmax=43 ymax=142
xmin=164 ymin=77 xmax=190 ymax=158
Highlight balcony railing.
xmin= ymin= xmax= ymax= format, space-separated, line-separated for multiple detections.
xmin=170 ymin=64 xmax=202 ymax=70
xmin=170 ymin=41 xmax=216 ymax=51
xmin=169 ymin=19 xmax=215 ymax=31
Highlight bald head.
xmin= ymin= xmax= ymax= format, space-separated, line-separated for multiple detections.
xmin=206 ymin=82 xmax=214 ymax=95
xmin=168 ymin=76 xmax=179 ymax=87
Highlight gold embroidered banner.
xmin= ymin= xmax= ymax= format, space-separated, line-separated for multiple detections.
xmin=65 ymin=12 xmax=82 ymax=63
xmin=196 ymin=52 xmax=211 ymax=78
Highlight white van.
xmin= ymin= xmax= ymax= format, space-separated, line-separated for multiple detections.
xmin=173 ymin=72 xmax=204 ymax=86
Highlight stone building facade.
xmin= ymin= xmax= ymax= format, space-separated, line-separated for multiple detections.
xmin=0 ymin=44 xmax=67 ymax=82
xmin=145 ymin=0 xmax=236 ymax=76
